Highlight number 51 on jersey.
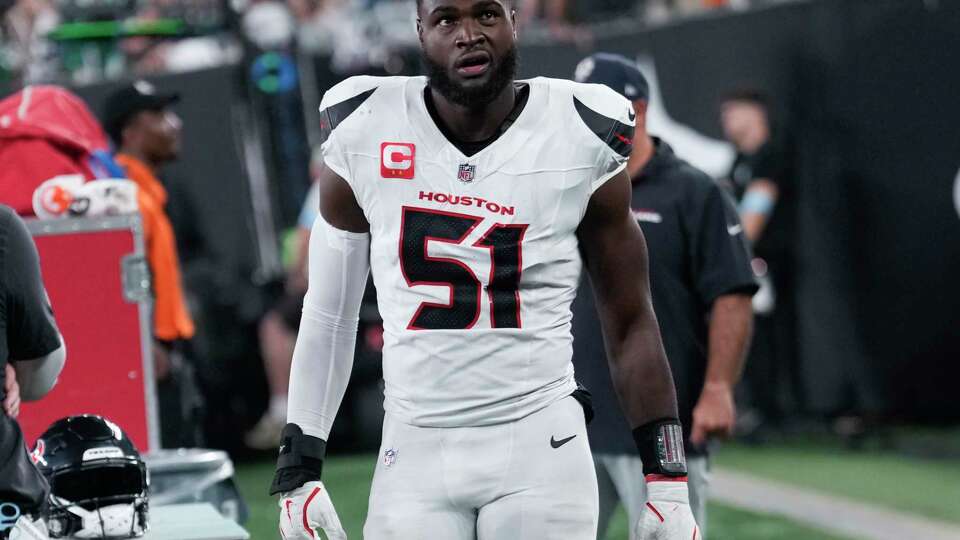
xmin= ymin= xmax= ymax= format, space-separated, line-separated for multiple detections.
xmin=399 ymin=207 xmax=528 ymax=331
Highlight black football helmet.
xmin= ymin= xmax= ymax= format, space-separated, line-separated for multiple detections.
xmin=32 ymin=415 xmax=149 ymax=538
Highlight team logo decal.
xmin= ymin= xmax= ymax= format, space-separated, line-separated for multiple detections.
xmin=30 ymin=439 xmax=47 ymax=466
xmin=380 ymin=142 xmax=416 ymax=179
xmin=457 ymin=163 xmax=476 ymax=183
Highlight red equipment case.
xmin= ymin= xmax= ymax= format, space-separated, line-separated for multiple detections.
xmin=19 ymin=215 xmax=159 ymax=452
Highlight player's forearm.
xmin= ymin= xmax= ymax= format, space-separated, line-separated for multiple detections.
xmin=605 ymin=304 xmax=687 ymax=478
xmin=704 ymin=294 xmax=753 ymax=388
xmin=606 ymin=306 xmax=680 ymax=428
xmin=286 ymin=310 xmax=359 ymax=440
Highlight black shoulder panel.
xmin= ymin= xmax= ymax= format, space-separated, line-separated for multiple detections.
xmin=319 ymin=88 xmax=377 ymax=143
xmin=573 ymin=96 xmax=634 ymax=158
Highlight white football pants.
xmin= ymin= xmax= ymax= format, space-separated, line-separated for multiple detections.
xmin=363 ymin=396 xmax=598 ymax=539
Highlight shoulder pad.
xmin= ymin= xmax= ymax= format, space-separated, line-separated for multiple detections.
xmin=318 ymin=76 xmax=387 ymax=143
xmin=570 ymin=82 xmax=635 ymax=158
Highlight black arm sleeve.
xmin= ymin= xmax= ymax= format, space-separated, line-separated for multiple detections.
xmin=4 ymin=211 xmax=60 ymax=361
xmin=687 ymin=179 xmax=759 ymax=304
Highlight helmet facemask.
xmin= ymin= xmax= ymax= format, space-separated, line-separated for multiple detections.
xmin=45 ymin=460 xmax=148 ymax=539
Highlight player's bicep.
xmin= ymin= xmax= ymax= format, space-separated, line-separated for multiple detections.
xmin=318 ymin=164 xmax=369 ymax=233
xmin=577 ymin=170 xmax=652 ymax=320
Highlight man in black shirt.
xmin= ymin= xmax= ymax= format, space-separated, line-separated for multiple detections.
xmin=573 ymin=54 xmax=757 ymax=538
xmin=0 ymin=204 xmax=66 ymax=534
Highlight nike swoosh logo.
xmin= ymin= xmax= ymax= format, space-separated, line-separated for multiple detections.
xmin=727 ymin=224 xmax=743 ymax=236
xmin=628 ymin=109 xmax=636 ymax=121
xmin=550 ymin=435 xmax=576 ymax=449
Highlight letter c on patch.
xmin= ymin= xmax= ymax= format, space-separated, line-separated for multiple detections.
xmin=381 ymin=142 xmax=416 ymax=179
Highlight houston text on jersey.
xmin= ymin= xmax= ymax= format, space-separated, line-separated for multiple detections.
xmin=418 ymin=191 xmax=516 ymax=216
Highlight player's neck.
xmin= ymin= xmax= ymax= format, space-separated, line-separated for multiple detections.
xmin=427 ymin=83 xmax=517 ymax=143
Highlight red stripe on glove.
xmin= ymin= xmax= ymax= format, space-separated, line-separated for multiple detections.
xmin=302 ymin=487 xmax=322 ymax=538
xmin=646 ymin=502 xmax=665 ymax=523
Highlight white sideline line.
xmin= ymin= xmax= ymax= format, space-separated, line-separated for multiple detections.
xmin=710 ymin=468 xmax=960 ymax=540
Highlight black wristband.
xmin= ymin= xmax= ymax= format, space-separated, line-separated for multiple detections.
xmin=269 ymin=424 xmax=327 ymax=495
xmin=632 ymin=418 xmax=688 ymax=477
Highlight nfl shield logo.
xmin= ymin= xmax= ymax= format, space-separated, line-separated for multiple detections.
xmin=457 ymin=163 xmax=476 ymax=183
xmin=383 ymin=448 xmax=398 ymax=468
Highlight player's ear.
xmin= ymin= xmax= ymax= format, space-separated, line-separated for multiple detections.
xmin=416 ymin=18 xmax=424 ymax=43
xmin=510 ymin=8 xmax=518 ymax=38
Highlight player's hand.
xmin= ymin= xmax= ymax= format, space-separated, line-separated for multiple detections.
xmin=278 ymin=481 xmax=346 ymax=540
xmin=690 ymin=380 xmax=735 ymax=445
xmin=635 ymin=479 xmax=700 ymax=540
xmin=4 ymin=364 xmax=21 ymax=418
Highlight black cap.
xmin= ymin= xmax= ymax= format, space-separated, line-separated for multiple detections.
xmin=574 ymin=52 xmax=649 ymax=102
xmin=103 ymin=80 xmax=179 ymax=145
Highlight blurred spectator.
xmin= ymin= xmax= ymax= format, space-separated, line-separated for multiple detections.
xmin=520 ymin=0 xmax=568 ymax=25
xmin=720 ymin=88 xmax=800 ymax=435
xmin=102 ymin=80 xmax=203 ymax=447
xmin=0 ymin=86 xmax=124 ymax=216
xmin=242 ymin=0 xmax=296 ymax=51
xmin=519 ymin=0 xmax=593 ymax=44
xmin=1 ymin=0 xmax=59 ymax=84
xmin=244 ymin=150 xmax=320 ymax=450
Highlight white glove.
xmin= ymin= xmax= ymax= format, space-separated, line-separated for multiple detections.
xmin=278 ymin=481 xmax=346 ymax=540
xmin=634 ymin=479 xmax=700 ymax=540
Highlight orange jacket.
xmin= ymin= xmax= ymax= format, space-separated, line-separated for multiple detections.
xmin=115 ymin=154 xmax=195 ymax=341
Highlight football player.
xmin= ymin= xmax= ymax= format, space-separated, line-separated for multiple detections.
xmin=272 ymin=1 xmax=698 ymax=538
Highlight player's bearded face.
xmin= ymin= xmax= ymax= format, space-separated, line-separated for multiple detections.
xmin=423 ymin=44 xmax=518 ymax=108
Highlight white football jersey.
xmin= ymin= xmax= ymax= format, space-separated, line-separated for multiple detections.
xmin=319 ymin=75 xmax=634 ymax=427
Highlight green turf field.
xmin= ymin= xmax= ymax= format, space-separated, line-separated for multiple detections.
xmin=714 ymin=441 xmax=960 ymax=524
xmin=235 ymin=455 xmax=851 ymax=539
